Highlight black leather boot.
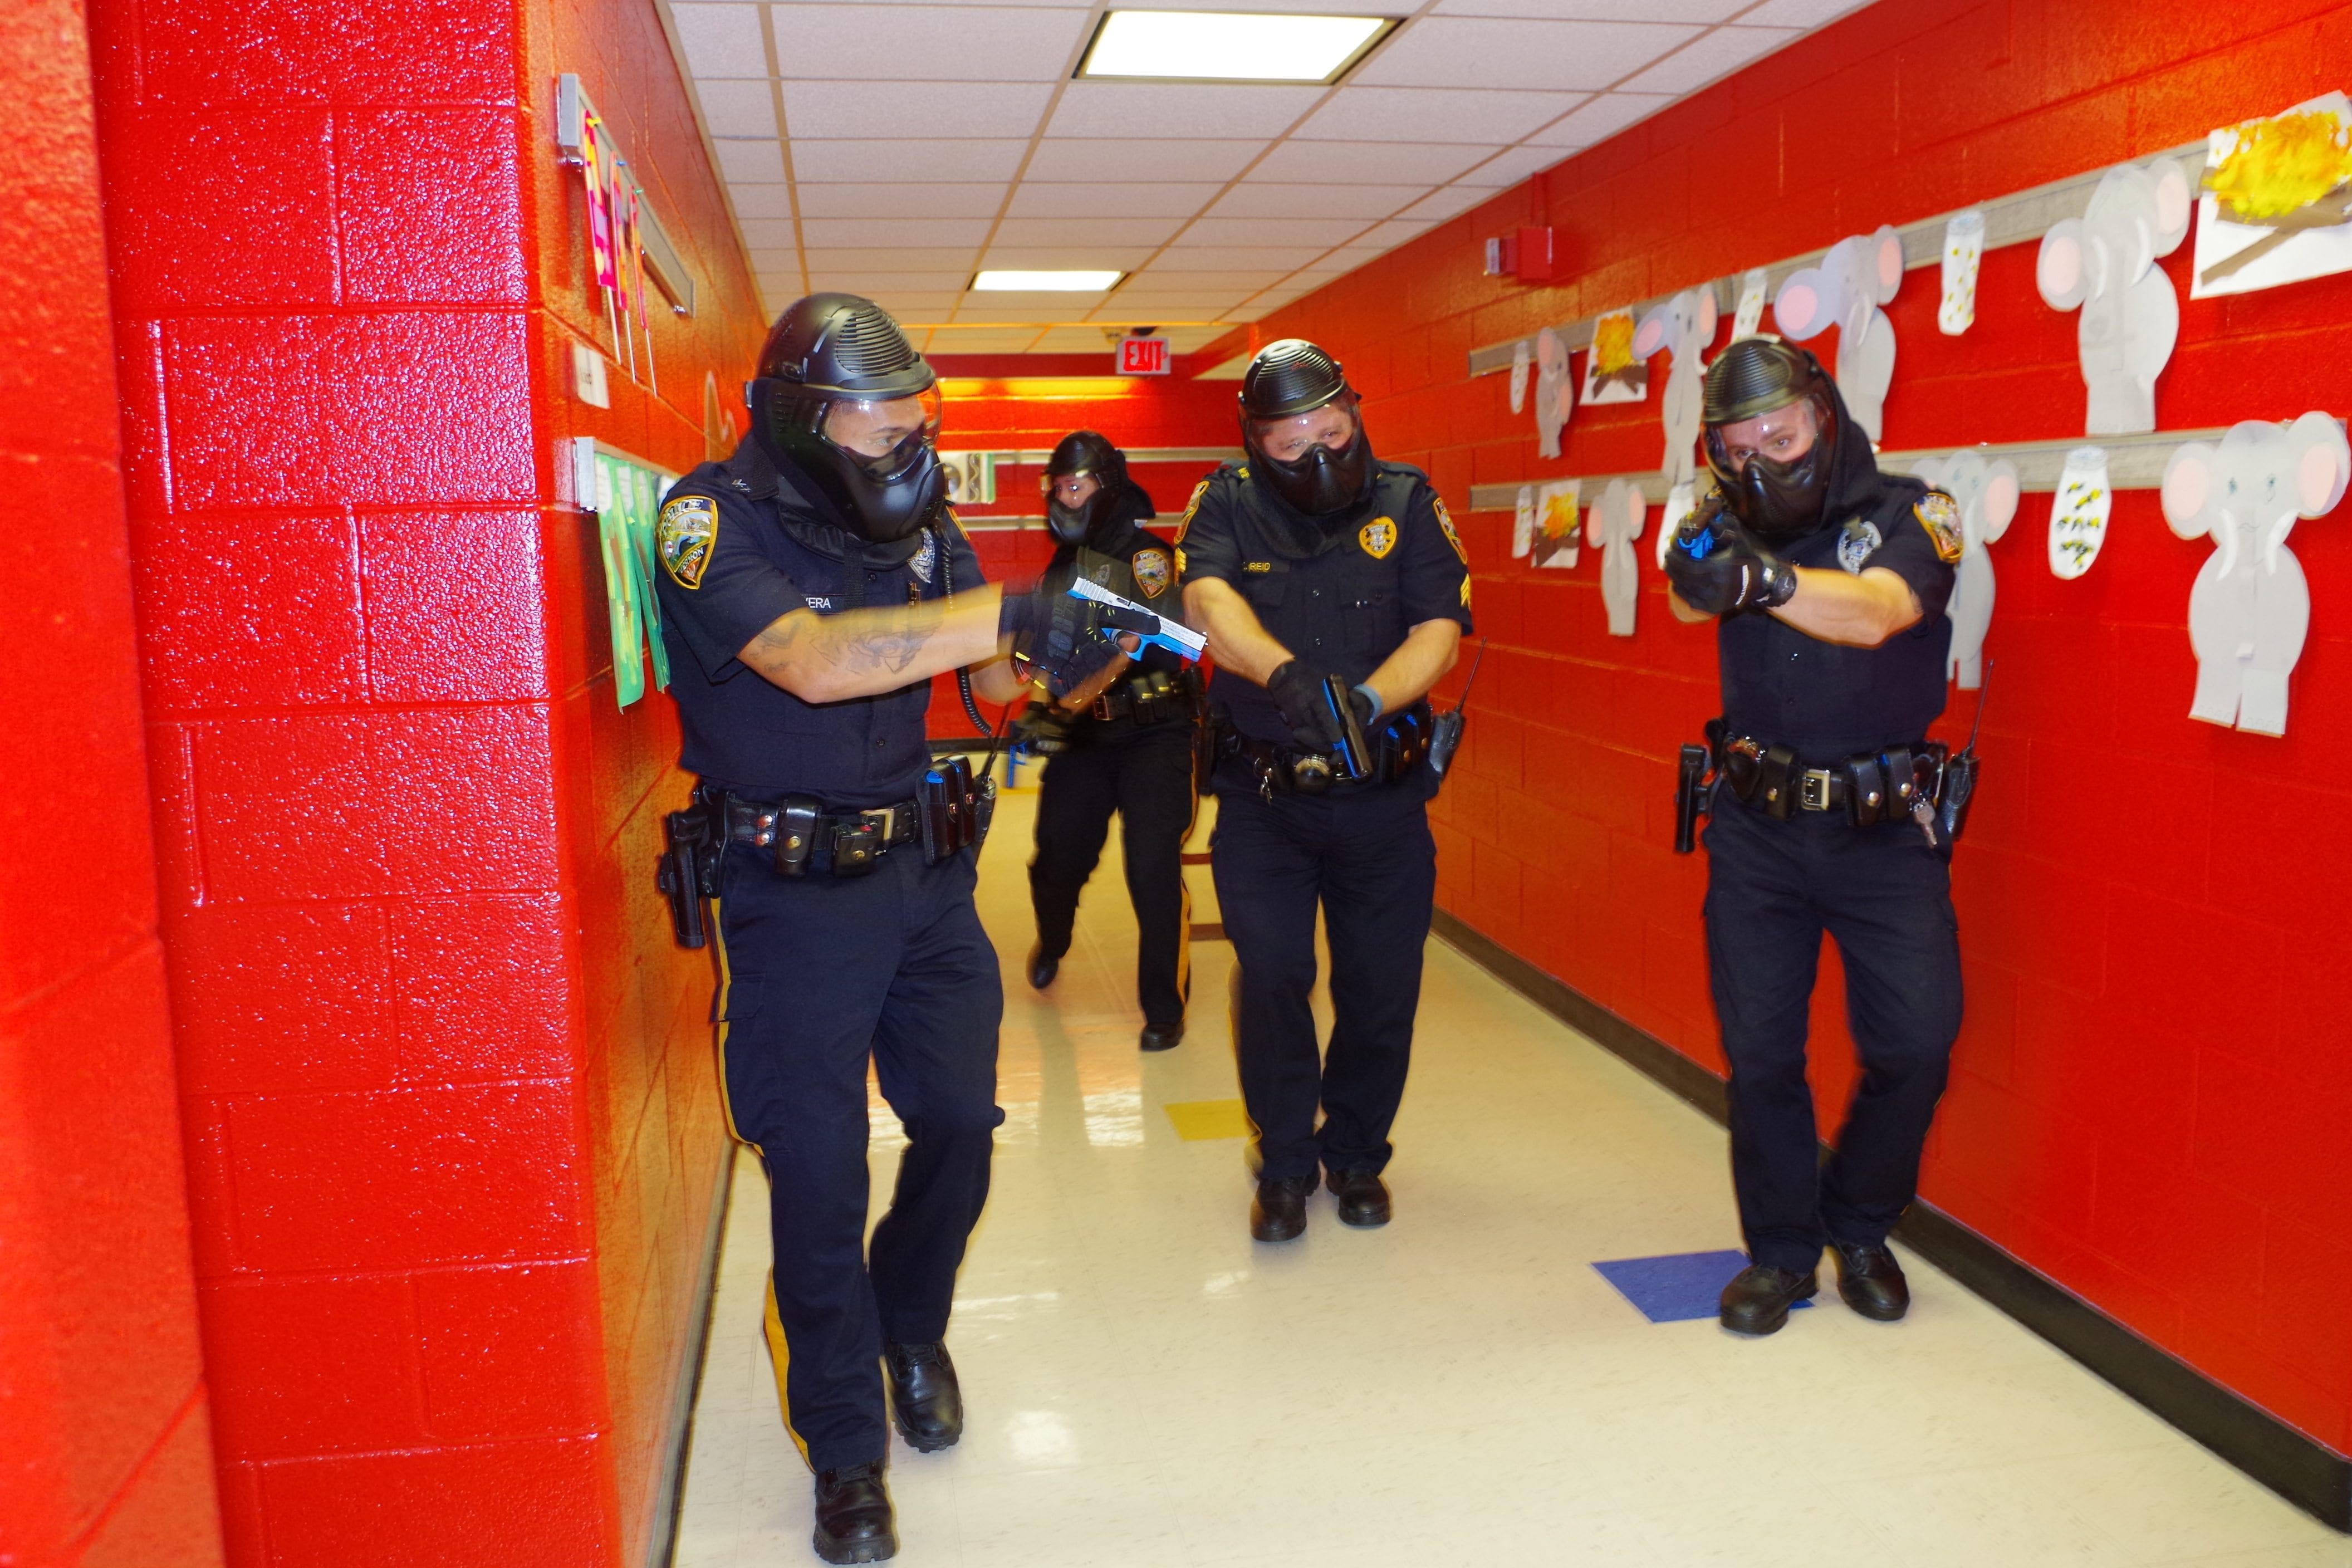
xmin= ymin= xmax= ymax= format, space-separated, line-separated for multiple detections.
xmin=1832 ymin=1242 xmax=1911 ymax=1321
xmin=1718 ymin=1263 xmax=1818 ymax=1336
xmin=1250 ymin=1174 xmax=1315 ymax=1242
xmin=1139 ymin=1021 xmax=1184 ymax=1051
xmin=1026 ymin=943 xmax=1059 ymax=989
xmin=883 ymin=1340 xmax=963 ymax=1452
xmin=812 ymin=1459 xmax=895 ymax=1564
xmin=1325 ymin=1168 xmax=1391 ymax=1227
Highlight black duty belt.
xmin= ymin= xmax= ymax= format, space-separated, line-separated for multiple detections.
xmin=1089 ymin=668 xmax=1197 ymax=726
xmin=1217 ymin=702 xmax=1432 ymax=799
xmin=1718 ymin=734 xmax=1945 ymax=826
xmin=722 ymin=793 xmax=922 ymax=851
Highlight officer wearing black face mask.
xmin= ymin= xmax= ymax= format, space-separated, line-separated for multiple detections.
xmin=1178 ymin=340 xmax=1471 ymax=1244
xmin=651 ymin=294 xmax=1137 ymax=1565
xmin=1663 ymin=337 xmax=1966 ymax=1338
xmin=1019 ymin=432 xmax=1202 ymax=1051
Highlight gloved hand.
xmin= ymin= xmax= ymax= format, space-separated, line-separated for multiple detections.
xmin=1013 ymin=700 xmax=1073 ymax=756
xmin=999 ymin=579 xmax=1156 ymax=697
xmin=1265 ymin=660 xmax=1376 ymax=754
xmin=1663 ymin=503 xmax=1799 ymax=617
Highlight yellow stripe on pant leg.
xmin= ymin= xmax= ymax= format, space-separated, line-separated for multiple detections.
xmin=762 ymin=1271 xmax=815 ymax=1469
xmin=709 ymin=895 xmax=764 ymax=1157
xmin=1176 ymin=761 xmax=1200 ymax=1003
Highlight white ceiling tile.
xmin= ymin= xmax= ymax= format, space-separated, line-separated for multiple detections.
xmin=716 ymin=140 xmax=786 ymax=183
xmin=844 ymin=291 xmax=966 ymax=315
xmin=769 ymin=6 xmax=1088 ymax=81
xmin=803 ymin=247 xmax=982 ymax=270
xmin=790 ymin=139 xmax=1032 ymax=183
xmin=1223 ymin=301 xmax=1279 ymax=322
xmin=737 ymin=217 xmax=800 ymax=247
xmin=795 ymin=183 xmax=1008 ymax=219
xmin=1007 ymin=183 xmax=1226 ymax=218
xmin=925 ymin=328 xmax=1048 ymax=351
xmin=1616 ymin=25 xmax=1800 ymax=94
xmin=1455 ymin=143 xmax=1567 ymax=187
xmin=978 ymin=245 xmax=1157 ymax=270
xmin=801 ymin=217 xmax=995 ymax=247
xmin=747 ymin=246 xmax=800 ymax=270
xmin=1249 ymin=140 xmax=1502 ymax=184
xmin=1293 ymin=86 xmax=1587 ymax=145
xmin=1318 ymin=243 xmax=1386 ymax=269
xmin=1431 ymin=0 xmax=1749 ymax=16
xmin=802 ymin=271 xmax=972 ymax=292
xmin=1741 ymin=0 xmax=1870 ymax=23
xmin=696 ymin=81 xmax=779 ymax=139
xmin=727 ymin=183 xmax=796 ymax=219
xmin=1154 ymin=244 xmax=1335 ymax=271
xmin=1024 ymin=139 xmax=1265 ymax=184
xmin=1397 ymin=183 xmax=1493 ymax=223
xmin=1046 ymin=82 xmax=1324 ymax=140
xmin=1105 ymin=287 xmax=1248 ymax=308
xmin=1207 ymin=183 xmax=1430 ymax=220
xmin=988 ymin=215 xmax=1189 ymax=247
xmin=671 ymin=4 xmax=766 ymax=78
xmin=1027 ymin=326 xmax=1126 ymax=352
xmin=781 ymin=81 xmax=1053 ymax=139
xmin=1124 ymin=269 xmax=1288 ymax=290
xmin=1353 ymin=17 xmax=1703 ymax=91
xmin=1523 ymin=92 xmax=1674 ymax=147
xmin=1126 ymin=0 xmax=1404 ymax=11
xmin=1353 ymin=217 xmax=1438 ymax=249
xmin=949 ymin=306 xmax=1101 ymax=322
xmin=1175 ymin=216 xmax=1370 ymax=248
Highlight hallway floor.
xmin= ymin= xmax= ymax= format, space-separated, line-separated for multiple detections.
xmin=672 ymin=785 xmax=2349 ymax=1568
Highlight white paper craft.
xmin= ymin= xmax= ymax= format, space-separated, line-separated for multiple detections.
xmin=1508 ymin=339 xmax=1531 ymax=414
xmin=1939 ymin=210 xmax=1985 ymax=334
xmin=1657 ymin=481 xmax=1697 ymax=569
xmin=2047 ymin=447 xmax=2112 ymax=579
xmin=2191 ymin=92 xmax=2352 ymax=300
xmin=1512 ymin=484 xmax=1536 ymax=558
xmin=1772 ymin=226 xmax=1903 ymax=443
xmin=1533 ymin=327 xmax=1572 ymax=457
xmin=1580 ymin=308 xmax=1648 ymax=406
xmin=1631 ymin=287 xmax=1719 ymax=487
xmin=2160 ymin=413 xmax=2352 ymax=736
xmin=1912 ymin=450 xmax=2020 ymax=690
xmin=1730 ymin=268 xmax=1770 ymax=341
xmin=1584 ymin=478 xmax=1647 ymax=636
xmin=2036 ymin=158 xmax=2192 ymax=436
xmin=1532 ymin=479 xmax=1581 ymax=569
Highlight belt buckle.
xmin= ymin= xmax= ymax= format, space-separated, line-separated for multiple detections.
xmin=863 ymin=806 xmax=895 ymax=842
xmin=1091 ymin=695 xmax=1115 ymax=721
xmin=1799 ymin=768 xmax=1833 ymax=811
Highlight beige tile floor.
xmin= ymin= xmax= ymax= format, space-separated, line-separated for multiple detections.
xmin=672 ymin=784 xmax=2352 ymax=1568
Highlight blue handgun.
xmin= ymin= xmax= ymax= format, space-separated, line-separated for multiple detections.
xmin=1066 ymin=577 xmax=1207 ymax=663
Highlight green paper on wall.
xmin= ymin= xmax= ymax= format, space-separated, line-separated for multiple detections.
xmin=590 ymin=448 xmax=682 ymax=710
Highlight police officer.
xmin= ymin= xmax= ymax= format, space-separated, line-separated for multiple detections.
xmin=1021 ymin=432 xmax=1200 ymax=1051
xmin=1178 ymin=340 xmax=1471 ymax=1243
xmin=1663 ymin=337 xmax=1966 ymax=1337
xmin=652 ymin=294 xmax=1135 ymax=1564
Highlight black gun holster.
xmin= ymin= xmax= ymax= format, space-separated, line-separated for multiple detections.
xmin=657 ymin=793 xmax=726 ymax=948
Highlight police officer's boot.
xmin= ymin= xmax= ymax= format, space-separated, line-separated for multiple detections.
xmin=1831 ymin=1242 xmax=1910 ymax=1321
xmin=1250 ymin=1174 xmax=1316 ymax=1242
xmin=1026 ymin=942 xmax=1060 ymax=989
xmin=812 ymin=1459 xmax=896 ymax=1564
xmin=1717 ymin=1263 xmax=1819 ymax=1336
xmin=1325 ymin=1168 xmax=1391 ymax=1227
xmin=883 ymin=1340 xmax=964 ymax=1451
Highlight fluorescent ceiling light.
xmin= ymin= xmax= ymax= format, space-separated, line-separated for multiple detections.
xmin=1080 ymin=10 xmax=1393 ymax=85
xmin=971 ymin=270 xmax=1124 ymax=291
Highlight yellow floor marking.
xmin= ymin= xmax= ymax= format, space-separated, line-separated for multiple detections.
xmin=1163 ymin=1099 xmax=1251 ymax=1141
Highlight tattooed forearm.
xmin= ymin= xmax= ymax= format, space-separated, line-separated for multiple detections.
xmin=740 ymin=592 xmax=999 ymax=703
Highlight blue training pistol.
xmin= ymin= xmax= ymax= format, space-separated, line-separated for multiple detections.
xmin=1065 ymin=576 xmax=1207 ymax=663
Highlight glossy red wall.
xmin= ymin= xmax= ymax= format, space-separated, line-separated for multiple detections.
xmin=1244 ymin=0 xmax=2352 ymax=1454
xmin=82 ymin=0 xmax=765 ymax=1557
xmin=0 ymin=1 xmax=227 ymax=1563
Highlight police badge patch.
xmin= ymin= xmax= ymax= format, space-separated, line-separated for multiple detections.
xmin=1359 ymin=517 xmax=1398 ymax=559
xmin=1915 ymin=490 xmax=1965 ymax=564
xmin=656 ymin=494 xmax=717 ymax=589
xmin=1131 ymin=547 xmax=1171 ymax=598
xmin=1434 ymin=498 xmax=1468 ymax=564
xmin=1837 ymin=517 xmax=1883 ymax=575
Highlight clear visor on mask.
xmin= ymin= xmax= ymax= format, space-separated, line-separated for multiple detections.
xmin=821 ymin=388 xmax=943 ymax=467
xmin=1246 ymin=393 xmax=1360 ymax=464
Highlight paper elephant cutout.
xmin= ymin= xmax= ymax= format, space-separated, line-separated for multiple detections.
xmin=1773 ymin=225 xmax=1903 ymax=443
xmin=1910 ymin=450 xmax=2020 ymax=690
xmin=2159 ymin=413 xmax=2351 ymax=737
xmin=1631 ymin=287 xmax=1719 ymax=487
xmin=2036 ymin=159 xmax=2193 ymax=437
xmin=1533 ymin=326 xmax=1572 ymax=459
xmin=1584 ymin=477 xmax=1647 ymax=637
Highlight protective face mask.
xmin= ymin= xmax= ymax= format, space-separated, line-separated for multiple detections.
xmin=1261 ymin=428 xmax=1375 ymax=518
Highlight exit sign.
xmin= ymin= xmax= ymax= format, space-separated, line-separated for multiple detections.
xmin=1117 ymin=335 xmax=1170 ymax=375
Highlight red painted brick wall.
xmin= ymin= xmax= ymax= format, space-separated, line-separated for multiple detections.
xmin=84 ymin=0 xmax=765 ymax=1559
xmin=1247 ymin=0 xmax=2352 ymax=1453
xmin=0 ymin=2 xmax=226 ymax=1565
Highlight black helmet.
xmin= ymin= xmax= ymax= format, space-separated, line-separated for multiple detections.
xmin=1042 ymin=430 xmax=1132 ymax=548
xmin=1699 ymin=338 xmax=1839 ymax=542
xmin=747 ymin=293 xmax=947 ymax=545
xmin=1238 ymin=339 xmax=1375 ymax=520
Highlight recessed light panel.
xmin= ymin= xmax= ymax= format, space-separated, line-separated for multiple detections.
xmin=971 ymin=270 xmax=1125 ymax=292
xmin=1080 ymin=11 xmax=1394 ymax=85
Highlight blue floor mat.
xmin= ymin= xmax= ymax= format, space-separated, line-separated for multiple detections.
xmin=1592 ymin=1249 xmax=1809 ymax=1324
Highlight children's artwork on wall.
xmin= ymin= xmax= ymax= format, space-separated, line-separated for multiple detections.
xmin=2048 ymin=447 xmax=2112 ymax=579
xmin=1580 ymin=309 xmax=1647 ymax=405
xmin=2036 ymin=159 xmax=2192 ymax=436
xmin=1534 ymin=327 xmax=1572 ymax=457
xmin=1632 ymin=287 xmax=1719 ymax=487
xmin=1509 ymin=339 xmax=1531 ymax=414
xmin=1772 ymin=226 xmax=1903 ymax=442
xmin=1585 ymin=478 xmax=1647 ymax=635
xmin=1657 ymin=482 xmax=1697 ymax=569
xmin=1730 ymin=268 xmax=1769 ymax=340
xmin=2191 ymin=91 xmax=2352 ymax=298
xmin=2160 ymin=413 xmax=2352 ymax=736
xmin=1532 ymin=479 xmax=1581 ymax=568
xmin=1912 ymin=450 xmax=2019 ymax=690
xmin=1939 ymin=210 xmax=1984 ymax=335
xmin=1513 ymin=484 xmax=1536 ymax=558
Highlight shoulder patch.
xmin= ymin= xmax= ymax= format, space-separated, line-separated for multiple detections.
xmin=1359 ymin=516 xmax=1398 ymax=560
xmin=1174 ymin=478 xmax=1211 ymax=542
xmin=1131 ymin=547 xmax=1171 ymax=598
xmin=1914 ymin=490 xmax=1964 ymax=564
xmin=1433 ymin=497 xmax=1468 ymax=565
xmin=656 ymin=494 xmax=718 ymax=589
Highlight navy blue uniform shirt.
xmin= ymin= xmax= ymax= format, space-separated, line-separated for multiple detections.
xmin=653 ymin=436 xmax=984 ymax=805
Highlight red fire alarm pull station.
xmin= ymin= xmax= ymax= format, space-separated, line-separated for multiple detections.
xmin=1483 ymin=226 xmax=1558 ymax=285
xmin=1118 ymin=334 xmax=1170 ymax=375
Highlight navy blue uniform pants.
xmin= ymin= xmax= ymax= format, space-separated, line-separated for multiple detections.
xmin=1029 ymin=721 xmax=1198 ymax=1027
xmin=713 ymin=840 xmax=1004 ymax=1473
xmin=1701 ymin=796 xmax=1962 ymax=1272
xmin=1211 ymin=771 xmax=1437 ymax=1185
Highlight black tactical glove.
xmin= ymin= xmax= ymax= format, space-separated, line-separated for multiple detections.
xmin=999 ymin=579 xmax=1155 ymax=698
xmin=1663 ymin=501 xmax=1799 ymax=617
xmin=1265 ymin=660 xmax=1377 ymax=754
xmin=1013 ymin=700 xmax=1074 ymax=756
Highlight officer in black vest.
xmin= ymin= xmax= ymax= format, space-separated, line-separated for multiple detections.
xmin=1663 ymin=338 xmax=1966 ymax=1337
xmin=1020 ymin=431 xmax=1200 ymax=1051
xmin=652 ymin=294 xmax=1135 ymax=1564
xmin=1178 ymin=340 xmax=1471 ymax=1244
